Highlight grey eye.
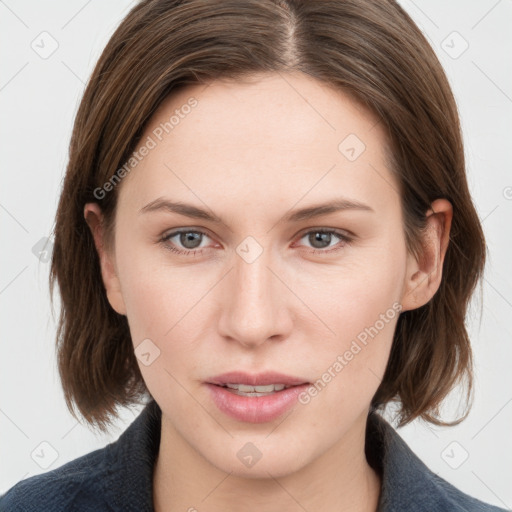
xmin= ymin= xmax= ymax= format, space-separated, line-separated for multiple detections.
xmin=307 ymin=231 xmax=334 ymax=249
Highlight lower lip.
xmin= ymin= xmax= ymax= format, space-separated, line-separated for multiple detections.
xmin=205 ymin=383 xmax=309 ymax=423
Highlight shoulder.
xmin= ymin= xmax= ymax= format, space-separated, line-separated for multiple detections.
xmin=0 ymin=444 xmax=115 ymax=512
xmin=425 ymin=471 xmax=508 ymax=512
xmin=368 ymin=413 xmax=508 ymax=512
xmin=0 ymin=400 xmax=160 ymax=512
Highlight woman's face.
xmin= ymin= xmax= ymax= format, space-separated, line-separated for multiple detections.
xmin=93 ymin=72 xmax=423 ymax=477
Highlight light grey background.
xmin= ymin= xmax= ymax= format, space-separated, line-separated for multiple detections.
xmin=1 ymin=0 xmax=511 ymax=507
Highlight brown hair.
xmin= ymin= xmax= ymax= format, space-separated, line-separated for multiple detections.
xmin=50 ymin=0 xmax=486 ymax=432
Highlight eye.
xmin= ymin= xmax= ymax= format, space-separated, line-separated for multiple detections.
xmin=294 ymin=228 xmax=353 ymax=255
xmin=160 ymin=229 xmax=212 ymax=256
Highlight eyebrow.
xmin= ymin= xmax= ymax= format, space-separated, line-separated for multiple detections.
xmin=139 ymin=196 xmax=374 ymax=224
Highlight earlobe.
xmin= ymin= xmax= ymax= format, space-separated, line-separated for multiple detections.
xmin=83 ymin=203 xmax=127 ymax=316
xmin=400 ymin=198 xmax=453 ymax=312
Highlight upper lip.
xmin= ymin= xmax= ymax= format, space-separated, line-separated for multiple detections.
xmin=207 ymin=371 xmax=309 ymax=387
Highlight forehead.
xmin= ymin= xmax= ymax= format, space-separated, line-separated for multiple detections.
xmin=119 ymin=72 xmax=398 ymax=213
xmin=150 ymin=72 xmax=383 ymax=150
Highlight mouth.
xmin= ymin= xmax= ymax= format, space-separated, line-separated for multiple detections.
xmin=212 ymin=382 xmax=300 ymax=397
xmin=206 ymin=371 xmax=310 ymax=397
xmin=205 ymin=373 xmax=311 ymax=423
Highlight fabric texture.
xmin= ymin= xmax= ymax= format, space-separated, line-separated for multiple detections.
xmin=0 ymin=399 xmax=507 ymax=511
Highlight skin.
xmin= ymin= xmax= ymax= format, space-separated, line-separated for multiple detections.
xmin=84 ymin=71 xmax=452 ymax=512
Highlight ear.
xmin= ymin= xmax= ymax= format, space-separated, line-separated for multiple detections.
xmin=83 ymin=202 xmax=127 ymax=316
xmin=400 ymin=198 xmax=453 ymax=312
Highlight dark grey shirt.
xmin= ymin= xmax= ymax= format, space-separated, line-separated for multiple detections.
xmin=0 ymin=399 xmax=507 ymax=511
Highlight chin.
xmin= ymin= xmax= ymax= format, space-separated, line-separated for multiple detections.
xmin=201 ymin=437 xmax=313 ymax=480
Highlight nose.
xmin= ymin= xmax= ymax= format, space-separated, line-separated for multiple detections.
xmin=217 ymin=243 xmax=293 ymax=349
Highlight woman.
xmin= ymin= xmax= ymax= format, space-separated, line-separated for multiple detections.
xmin=0 ymin=0 xmax=506 ymax=510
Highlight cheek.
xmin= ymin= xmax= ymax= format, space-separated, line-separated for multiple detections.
xmin=115 ymin=253 xmax=205 ymax=401
xmin=303 ymin=236 xmax=405 ymax=339
xmin=113 ymin=227 xmax=200 ymax=333
xmin=297 ymin=242 xmax=405 ymax=405
xmin=114 ymin=244 xmax=220 ymax=391
xmin=118 ymin=263 xmax=202 ymax=342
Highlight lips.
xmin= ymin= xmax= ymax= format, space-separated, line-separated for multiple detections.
xmin=205 ymin=371 xmax=311 ymax=423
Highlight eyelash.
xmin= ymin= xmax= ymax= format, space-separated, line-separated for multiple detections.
xmin=159 ymin=228 xmax=353 ymax=257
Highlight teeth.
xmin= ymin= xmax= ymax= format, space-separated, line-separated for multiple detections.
xmin=224 ymin=383 xmax=287 ymax=392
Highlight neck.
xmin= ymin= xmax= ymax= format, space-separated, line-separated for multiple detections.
xmin=153 ymin=410 xmax=381 ymax=512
